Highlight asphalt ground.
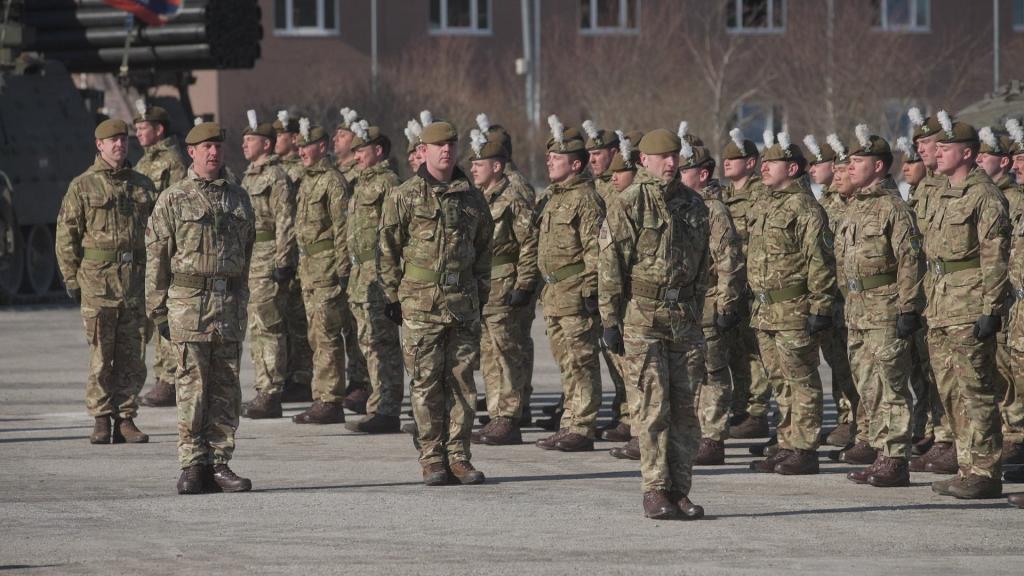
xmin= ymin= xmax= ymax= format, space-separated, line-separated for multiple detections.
xmin=1 ymin=305 xmax=1022 ymax=575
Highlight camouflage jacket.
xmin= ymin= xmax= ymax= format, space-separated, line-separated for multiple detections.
xmin=697 ymin=180 xmax=744 ymax=327
xmin=536 ymin=173 xmax=604 ymax=317
xmin=1005 ymin=197 xmax=1024 ymax=351
xmin=482 ymin=175 xmax=540 ymax=315
xmin=347 ymin=161 xmax=400 ymax=304
xmin=505 ymin=161 xmax=537 ymax=205
xmin=911 ymin=170 xmax=947 ymax=239
xmin=922 ymin=167 xmax=1009 ymax=328
xmin=995 ymin=174 xmax=1024 ymax=224
xmin=747 ymin=179 xmax=836 ymax=331
xmin=56 ymin=156 xmax=156 ymax=307
xmin=598 ymin=168 xmax=710 ymax=338
xmin=295 ymin=157 xmax=351 ymax=289
xmin=241 ymin=156 xmax=296 ymax=279
xmin=594 ymin=172 xmax=615 ymax=206
xmin=379 ymin=166 xmax=494 ymax=324
xmin=276 ymin=153 xmax=305 ymax=189
xmin=834 ymin=177 xmax=924 ymax=330
xmin=135 ymin=137 xmax=187 ymax=194
xmin=338 ymin=156 xmax=362 ymax=185
xmin=145 ymin=168 xmax=255 ymax=342
xmin=722 ymin=175 xmax=768 ymax=260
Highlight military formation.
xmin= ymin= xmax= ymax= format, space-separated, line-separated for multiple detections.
xmin=54 ymin=102 xmax=1024 ymax=515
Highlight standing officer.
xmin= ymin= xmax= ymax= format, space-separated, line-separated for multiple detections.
xmin=378 ymin=120 xmax=494 ymax=485
xmin=57 ymin=118 xmax=155 ymax=445
xmin=1002 ymin=119 xmax=1024 ymax=489
xmin=146 ymin=122 xmax=255 ymax=494
xmin=599 ymin=128 xmax=709 ymax=520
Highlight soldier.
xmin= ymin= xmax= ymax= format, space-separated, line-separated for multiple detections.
xmin=1005 ymin=119 xmax=1024 ymax=488
xmin=467 ymin=128 xmax=539 ymax=445
xmin=534 ymin=116 xmax=605 ymax=452
xmin=599 ymin=128 xmax=708 ymax=520
xmin=378 ymin=120 xmax=494 ymax=485
xmin=837 ymin=126 xmax=924 ymax=488
xmin=926 ymin=112 xmax=1009 ymax=499
xmin=132 ymin=101 xmax=188 ymax=408
xmin=56 ymin=118 xmax=155 ymax=445
xmin=334 ymin=107 xmax=361 ymax=180
xmin=343 ymin=121 xmax=405 ymax=434
xmin=748 ymin=131 xmax=835 ymax=476
xmin=290 ymin=119 xmax=353 ymax=425
xmin=236 ymin=111 xmax=297 ymax=420
xmin=804 ymin=134 xmax=860 ymax=450
xmin=721 ymin=129 xmax=771 ymax=441
xmin=273 ymin=110 xmax=305 ymax=185
xmin=404 ymin=118 xmax=424 ymax=174
xmin=677 ymin=141 xmax=744 ymax=466
xmin=146 ymin=121 xmax=255 ymax=494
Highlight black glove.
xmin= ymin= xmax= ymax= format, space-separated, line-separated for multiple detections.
xmin=973 ymin=314 xmax=1001 ymax=340
xmin=505 ymin=289 xmax=532 ymax=308
xmin=66 ymin=287 xmax=81 ymax=304
xmin=805 ymin=314 xmax=832 ymax=336
xmin=271 ymin=266 xmax=295 ymax=284
xmin=157 ymin=322 xmax=171 ymax=340
xmin=384 ymin=301 xmax=403 ymax=325
xmin=895 ymin=312 xmax=921 ymax=340
xmin=583 ymin=295 xmax=599 ymax=316
xmin=337 ymin=275 xmax=349 ymax=291
xmin=602 ymin=325 xmax=624 ymax=355
xmin=715 ymin=310 xmax=741 ymax=330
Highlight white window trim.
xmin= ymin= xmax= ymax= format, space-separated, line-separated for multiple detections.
xmin=429 ymin=0 xmax=494 ymax=36
xmin=274 ymin=0 xmax=341 ymax=37
xmin=579 ymin=0 xmax=641 ymax=36
xmin=726 ymin=0 xmax=786 ymax=35
xmin=873 ymin=0 xmax=931 ymax=33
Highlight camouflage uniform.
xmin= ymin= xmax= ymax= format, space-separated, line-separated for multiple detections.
xmin=145 ymin=168 xmax=255 ymax=468
xmin=241 ymin=156 xmax=296 ymax=396
xmin=378 ymin=166 xmax=494 ymax=466
xmin=56 ymin=157 xmax=156 ymax=418
xmin=1003 ymin=180 xmax=1024 ymax=454
xmin=504 ymin=162 xmax=539 ymax=410
xmin=337 ymin=156 xmax=370 ymax=395
xmin=135 ymin=137 xmax=187 ymax=390
xmin=295 ymin=157 xmax=352 ymax=404
xmin=835 ymin=177 xmax=923 ymax=459
xmin=537 ymin=173 xmax=604 ymax=437
xmin=747 ymin=179 xmax=835 ymax=452
xmin=481 ymin=174 xmax=539 ymax=420
xmin=598 ymin=168 xmax=710 ymax=494
xmin=993 ymin=175 xmax=1024 ymax=448
xmin=922 ymin=166 xmax=1008 ymax=479
xmin=347 ymin=160 xmax=404 ymax=417
xmin=696 ymin=180 xmax=745 ymax=441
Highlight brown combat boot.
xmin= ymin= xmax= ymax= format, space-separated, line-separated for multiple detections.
xmin=113 ymin=418 xmax=149 ymax=443
xmin=730 ymin=414 xmax=769 ymax=439
xmin=1008 ymin=493 xmax=1024 ymax=508
xmin=668 ymin=491 xmax=705 ymax=520
xmin=471 ymin=419 xmax=495 ymax=444
xmin=480 ymin=417 xmax=523 ymax=445
xmin=694 ymin=438 xmax=725 ymax=466
xmin=177 ymin=465 xmax=204 ymax=495
xmin=280 ymin=379 xmax=312 ymax=403
xmin=211 ymin=464 xmax=252 ymax=492
xmin=750 ymin=448 xmax=793 ymax=473
xmin=292 ymin=400 xmax=345 ymax=424
xmin=449 ymin=460 xmax=486 ymax=485
xmin=341 ymin=386 xmax=369 ymax=414
xmin=847 ymin=454 xmax=882 ymax=485
xmin=931 ymin=475 xmax=959 ymax=496
xmin=139 ymin=380 xmax=176 ymax=407
xmin=923 ymin=442 xmax=959 ymax=474
xmin=773 ymin=449 xmax=819 ymax=475
xmin=642 ymin=490 xmax=680 ymax=520
xmin=946 ymin=473 xmax=1002 ymax=499
xmin=554 ymin=432 xmax=594 ymax=452
xmin=422 ymin=462 xmax=449 ymax=486
xmin=610 ymin=437 xmax=641 ymax=460
xmin=345 ymin=413 xmax=401 ymax=434
xmin=536 ymin=429 xmax=568 ymax=450
xmin=89 ymin=416 xmax=111 ymax=444
xmin=599 ymin=421 xmax=631 ymax=443
xmin=201 ymin=465 xmax=223 ymax=494
xmin=1001 ymin=442 xmax=1024 ymax=465
xmin=838 ymin=441 xmax=877 ymax=465
xmin=824 ymin=422 xmax=855 ymax=448
xmin=242 ymin=391 xmax=283 ymax=419
xmin=867 ymin=456 xmax=910 ymax=488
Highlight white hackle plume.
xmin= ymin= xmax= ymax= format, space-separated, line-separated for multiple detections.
xmin=729 ymin=128 xmax=745 ymax=150
xmin=351 ymin=119 xmax=368 ymax=141
xmin=855 ymin=124 xmax=871 ymax=148
xmin=582 ymin=119 xmax=599 ymax=141
xmin=193 ymin=117 xmax=203 ymax=127
xmin=803 ymin=134 xmax=822 ymax=161
xmin=978 ymin=126 xmax=998 ymax=150
xmin=777 ymin=131 xmax=791 ymax=150
xmin=827 ymin=133 xmax=846 ymax=160
xmin=548 ymin=114 xmax=565 ymax=146
xmin=246 ymin=109 xmax=258 ymax=131
xmin=616 ymin=130 xmax=632 ymax=160
xmin=299 ymin=117 xmax=310 ymax=140
xmin=475 ymin=113 xmax=490 ymax=133
xmin=937 ymin=110 xmax=953 ymax=136
xmin=134 ymin=98 xmax=147 ymax=116
xmin=762 ymin=129 xmax=775 ymax=149
xmin=340 ymin=107 xmax=359 ymax=127
xmin=470 ymin=128 xmax=488 ymax=157
xmin=677 ymin=121 xmax=689 ymax=140
xmin=419 ymin=110 xmax=433 ymax=127
xmin=277 ymin=110 xmax=289 ymax=125
xmin=406 ymin=119 xmax=423 ymax=144
xmin=1006 ymin=118 xmax=1024 ymax=146
xmin=895 ymin=136 xmax=915 ymax=159
xmin=680 ymin=137 xmax=694 ymax=160
xmin=907 ymin=107 xmax=925 ymax=128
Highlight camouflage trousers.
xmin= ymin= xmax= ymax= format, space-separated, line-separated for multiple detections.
xmin=248 ymin=276 xmax=288 ymax=394
xmin=757 ymin=329 xmax=823 ymax=451
xmin=996 ymin=339 xmax=1024 ymax=445
xmin=626 ymin=324 xmax=704 ymax=494
xmin=928 ymin=324 xmax=1002 ymax=479
xmin=820 ymin=320 xmax=860 ymax=435
xmin=351 ymin=301 xmax=404 ymax=417
xmin=341 ymin=300 xmax=369 ymax=393
xmin=909 ymin=325 xmax=951 ymax=443
xmin=519 ymin=299 xmax=538 ymax=414
xmin=847 ymin=327 xmax=913 ymax=459
xmin=301 ymin=285 xmax=348 ymax=403
xmin=173 ymin=339 xmax=242 ymax=468
xmin=601 ymin=339 xmax=631 ymax=426
xmin=481 ymin=306 xmax=533 ymax=420
xmin=546 ymin=313 xmax=602 ymax=437
xmin=698 ymin=325 xmax=731 ymax=441
xmin=284 ymin=278 xmax=313 ymax=387
xmin=728 ymin=316 xmax=769 ymax=418
xmin=146 ymin=319 xmax=175 ymax=386
xmin=80 ymin=302 xmax=146 ymax=418
xmin=402 ymin=317 xmax=480 ymax=466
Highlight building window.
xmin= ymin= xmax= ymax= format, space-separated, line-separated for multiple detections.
xmin=882 ymin=99 xmax=925 ymax=139
xmin=274 ymin=0 xmax=339 ymax=36
xmin=1014 ymin=0 xmax=1024 ymax=30
xmin=725 ymin=0 xmax=785 ymax=34
xmin=580 ymin=0 xmax=640 ymax=34
xmin=429 ymin=0 xmax=492 ymax=35
xmin=872 ymin=0 xmax=930 ymax=32
xmin=732 ymin=102 xmax=785 ymax=147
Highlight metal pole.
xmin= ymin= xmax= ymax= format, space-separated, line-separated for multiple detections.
xmin=533 ymin=0 xmax=541 ymax=126
xmin=521 ymin=0 xmax=533 ymax=123
xmin=994 ymin=0 xmax=1000 ymax=93
xmin=825 ymin=0 xmax=835 ymax=132
xmin=371 ymin=0 xmax=379 ymax=96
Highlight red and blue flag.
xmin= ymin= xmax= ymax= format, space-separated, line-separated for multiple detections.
xmin=103 ymin=1 xmax=184 ymax=26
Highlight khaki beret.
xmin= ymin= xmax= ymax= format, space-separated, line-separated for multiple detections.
xmin=609 ymin=149 xmax=639 ymax=172
xmin=297 ymin=125 xmax=328 ymax=146
xmin=937 ymin=121 xmax=978 ymax=145
xmin=723 ymin=135 xmax=759 ymax=159
xmin=638 ymin=129 xmax=681 ymax=155
xmin=584 ymin=128 xmax=619 ymax=151
xmin=979 ymin=131 xmax=1013 ymax=156
xmin=420 ymin=121 xmax=458 ymax=145
xmin=849 ymin=133 xmax=892 ymax=159
xmin=486 ymin=125 xmax=513 ymax=157
xmin=95 ymin=118 xmax=128 ymax=140
xmin=762 ymin=137 xmax=805 ymax=163
xmin=804 ymin=137 xmax=836 ymax=165
xmin=133 ymin=105 xmax=170 ymax=127
xmin=679 ymin=145 xmax=714 ymax=170
xmin=546 ymin=135 xmax=586 ymax=154
xmin=352 ymin=125 xmax=384 ymax=150
xmin=243 ymin=123 xmax=276 ymax=140
xmin=1013 ymin=141 xmax=1024 ymax=155
xmin=185 ymin=122 xmax=225 ymax=145
xmin=273 ymin=117 xmax=299 ymax=134
xmin=912 ymin=116 xmax=943 ymax=142
xmin=471 ymin=132 xmax=508 ymax=161
xmin=624 ymin=130 xmax=644 ymax=145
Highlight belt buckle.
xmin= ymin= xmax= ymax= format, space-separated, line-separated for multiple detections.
xmin=119 ymin=251 xmax=134 ymax=263
xmin=544 ymin=274 xmax=556 ymax=284
xmin=757 ymin=291 xmax=769 ymax=305
xmin=931 ymin=259 xmax=943 ymax=275
xmin=444 ymin=272 xmax=460 ymax=287
xmin=847 ymin=278 xmax=862 ymax=293
xmin=211 ymin=278 xmax=227 ymax=292
xmin=664 ymin=287 xmax=680 ymax=302
xmin=350 ymin=254 xmax=359 ymax=266
xmin=1016 ymin=288 xmax=1024 ymax=301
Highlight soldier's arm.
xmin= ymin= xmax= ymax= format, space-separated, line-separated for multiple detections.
xmin=239 ymin=193 xmax=256 ymax=306
xmin=168 ymin=156 xmax=188 ymax=188
xmin=54 ymin=180 xmax=85 ymax=291
xmin=377 ymin=187 xmax=408 ymax=303
xmin=145 ymin=193 xmax=176 ymax=323
xmin=711 ymin=203 xmax=745 ymax=316
xmin=511 ymin=196 xmax=540 ymax=293
xmin=331 ymin=174 xmax=352 ymax=280
xmin=598 ymin=196 xmax=634 ymax=327
xmin=272 ymin=172 xmax=297 ymax=269
xmin=977 ymin=189 xmax=1011 ymax=316
xmin=473 ymin=195 xmax=495 ymax=307
xmin=890 ymin=203 xmax=925 ymax=314
xmin=800 ymin=204 xmax=836 ymax=317
xmin=578 ymin=190 xmax=604 ymax=298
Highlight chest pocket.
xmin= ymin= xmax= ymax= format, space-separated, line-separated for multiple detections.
xmin=490 ymin=203 xmax=512 ymax=244
xmin=547 ymin=208 xmax=580 ymax=251
xmin=636 ymin=213 xmax=664 ymax=258
xmin=177 ymin=204 xmax=207 ymax=254
xmin=853 ymin=220 xmax=891 ymax=269
xmin=411 ymin=202 xmax=440 ymax=241
xmin=85 ymin=192 xmax=115 ymax=234
xmin=941 ymin=206 xmax=976 ymax=256
xmin=765 ymin=212 xmax=798 ymax=254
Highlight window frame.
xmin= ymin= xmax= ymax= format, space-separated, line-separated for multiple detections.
xmin=579 ymin=0 xmax=641 ymax=36
xmin=732 ymin=101 xmax=786 ymax=150
xmin=725 ymin=0 xmax=786 ymax=35
xmin=273 ymin=0 xmax=341 ymax=38
xmin=429 ymin=0 xmax=494 ymax=36
xmin=1013 ymin=0 xmax=1024 ymax=31
xmin=872 ymin=0 xmax=931 ymax=33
